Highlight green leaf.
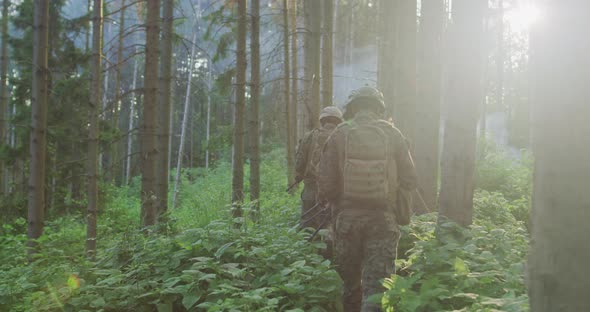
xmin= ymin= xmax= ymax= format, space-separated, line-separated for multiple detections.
xmin=454 ymin=257 xmax=470 ymax=275
xmin=156 ymin=302 xmax=173 ymax=312
xmin=182 ymin=292 xmax=201 ymax=310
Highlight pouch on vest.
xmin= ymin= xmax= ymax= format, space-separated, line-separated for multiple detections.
xmin=342 ymin=122 xmax=394 ymax=204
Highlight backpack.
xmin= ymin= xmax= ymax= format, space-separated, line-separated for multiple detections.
xmin=305 ymin=126 xmax=335 ymax=180
xmin=341 ymin=118 xmax=411 ymax=224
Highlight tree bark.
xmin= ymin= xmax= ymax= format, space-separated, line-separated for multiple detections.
xmin=0 ymin=0 xmax=9 ymax=195
xmin=413 ymin=0 xmax=444 ymax=213
xmin=437 ymin=0 xmax=486 ymax=227
xmin=140 ymin=0 xmax=160 ymax=227
xmin=309 ymin=0 xmax=321 ymax=129
xmin=250 ymin=0 xmax=261 ymax=210
xmin=289 ymin=0 xmax=298 ymax=147
xmin=394 ymin=0 xmax=417 ymax=141
xmin=303 ymin=0 xmax=321 ymax=131
xmin=321 ymin=0 xmax=333 ymax=107
xmin=495 ymin=0 xmax=504 ymax=112
xmin=527 ymin=1 xmax=590 ymax=310
xmin=232 ymin=0 xmax=247 ymax=219
xmin=283 ymin=0 xmax=294 ymax=185
xmin=157 ymin=0 xmax=174 ymax=218
xmin=87 ymin=0 xmax=103 ymax=259
xmin=112 ymin=0 xmax=126 ymax=185
xmin=377 ymin=0 xmax=397 ymax=118
xmin=28 ymin=0 xmax=50 ymax=255
xmin=126 ymin=45 xmax=139 ymax=185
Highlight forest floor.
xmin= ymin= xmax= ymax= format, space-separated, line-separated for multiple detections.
xmin=0 ymin=146 xmax=532 ymax=312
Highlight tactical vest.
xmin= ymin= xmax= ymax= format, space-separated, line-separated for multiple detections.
xmin=341 ymin=118 xmax=398 ymax=205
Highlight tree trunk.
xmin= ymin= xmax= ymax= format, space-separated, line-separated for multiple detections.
xmin=527 ymin=1 xmax=590 ymax=310
xmin=283 ymin=0 xmax=294 ymax=185
xmin=112 ymin=0 xmax=126 ymax=185
xmin=157 ymin=0 xmax=174 ymax=218
xmin=413 ymin=0 xmax=444 ymax=213
xmin=86 ymin=0 xmax=103 ymax=258
xmin=377 ymin=0 xmax=397 ymax=118
xmin=437 ymin=0 xmax=486 ymax=227
xmin=309 ymin=0 xmax=321 ymax=129
xmin=394 ymin=0 xmax=417 ymax=141
xmin=172 ymin=31 xmax=197 ymax=210
xmin=303 ymin=0 xmax=321 ymax=131
xmin=28 ymin=0 xmax=50 ymax=255
xmin=140 ymin=0 xmax=160 ymax=227
xmin=126 ymin=45 xmax=139 ymax=185
xmin=495 ymin=0 xmax=504 ymax=112
xmin=321 ymin=0 xmax=333 ymax=107
xmin=232 ymin=0 xmax=247 ymax=219
xmin=205 ymin=58 xmax=212 ymax=169
xmin=249 ymin=0 xmax=261 ymax=210
xmin=0 ymin=0 xmax=9 ymax=195
xmin=289 ymin=0 xmax=298 ymax=147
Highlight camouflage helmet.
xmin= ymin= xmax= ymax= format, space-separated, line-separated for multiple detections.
xmin=345 ymin=86 xmax=385 ymax=110
xmin=319 ymin=106 xmax=344 ymax=121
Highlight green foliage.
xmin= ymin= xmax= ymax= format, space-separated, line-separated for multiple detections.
xmin=385 ymin=180 xmax=530 ymax=311
xmin=477 ymin=141 xmax=533 ymax=202
xmin=0 ymin=152 xmax=340 ymax=311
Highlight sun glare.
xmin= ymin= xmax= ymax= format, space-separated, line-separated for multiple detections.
xmin=505 ymin=4 xmax=542 ymax=32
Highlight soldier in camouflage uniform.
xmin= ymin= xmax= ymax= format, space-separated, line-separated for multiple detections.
xmin=318 ymin=87 xmax=418 ymax=312
xmin=295 ymin=106 xmax=343 ymax=229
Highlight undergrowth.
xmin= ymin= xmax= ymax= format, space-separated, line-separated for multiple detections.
xmin=0 ymin=146 xmax=532 ymax=312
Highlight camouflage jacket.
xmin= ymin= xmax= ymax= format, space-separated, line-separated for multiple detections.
xmin=295 ymin=123 xmax=338 ymax=184
xmin=318 ymin=112 xmax=418 ymax=208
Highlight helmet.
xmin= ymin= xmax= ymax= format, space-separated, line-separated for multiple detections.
xmin=319 ymin=106 xmax=343 ymax=121
xmin=345 ymin=86 xmax=385 ymax=110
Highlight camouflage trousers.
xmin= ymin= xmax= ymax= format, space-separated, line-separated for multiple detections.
xmin=334 ymin=209 xmax=400 ymax=312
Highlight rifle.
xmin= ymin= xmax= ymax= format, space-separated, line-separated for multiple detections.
xmin=286 ymin=179 xmax=302 ymax=193
xmin=308 ymin=213 xmax=331 ymax=242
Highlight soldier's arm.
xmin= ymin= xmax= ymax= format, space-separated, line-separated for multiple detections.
xmin=294 ymin=132 xmax=312 ymax=181
xmin=318 ymin=131 xmax=344 ymax=202
xmin=394 ymin=133 xmax=418 ymax=191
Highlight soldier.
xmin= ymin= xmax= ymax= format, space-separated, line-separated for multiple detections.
xmin=318 ymin=87 xmax=418 ymax=312
xmin=294 ymin=106 xmax=343 ymax=230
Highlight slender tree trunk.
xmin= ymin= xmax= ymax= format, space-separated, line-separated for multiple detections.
xmin=0 ymin=0 xmax=9 ymax=195
xmin=321 ymin=0 xmax=333 ymax=107
xmin=495 ymin=0 xmax=504 ymax=112
xmin=87 ymin=0 xmax=103 ymax=258
xmin=289 ymin=0 xmax=298 ymax=145
xmin=377 ymin=0 xmax=397 ymax=118
xmin=126 ymin=46 xmax=139 ymax=185
xmin=309 ymin=0 xmax=321 ymax=129
xmin=157 ymin=0 xmax=174 ymax=218
xmin=28 ymin=0 xmax=50 ymax=255
xmin=172 ymin=31 xmax=197 ymax=210
xmin=140 ymin=0 xmax=160 ymax=227
xmin=303 ymin=0 xmax=321 ymax=131
xmin=283 ymin=0 xmax=294 ymax=185
xmin=205 ymin=58 xmax=211 ymax=169
xmin=249 ymin=0 xmax=261 ymax=210
xmin=437 ymin=0 xmax=486 ymax=227
xmin=111 ymin=0 xmax=126 ymax=185
xmin=528 ymin=2 xmax=590 ymax=309
xmin=101 ymin=20 xmax=111 ymax=174
xmin=232 ymin=0 xmax=247 ymax=219
xmin=413 ymin=0 xmax=444 ymax=213
xmin=394 ymin=0 xmax=417 ymax=141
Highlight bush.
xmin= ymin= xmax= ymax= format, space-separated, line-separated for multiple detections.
xmin=0 ymin=151 xmax=340 ymax=312
xmin=383 ymin=190 xmax=530 ymax=312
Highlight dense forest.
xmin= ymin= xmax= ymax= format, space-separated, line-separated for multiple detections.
xmin=0 ymin=0 xmax=588 ymax=311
